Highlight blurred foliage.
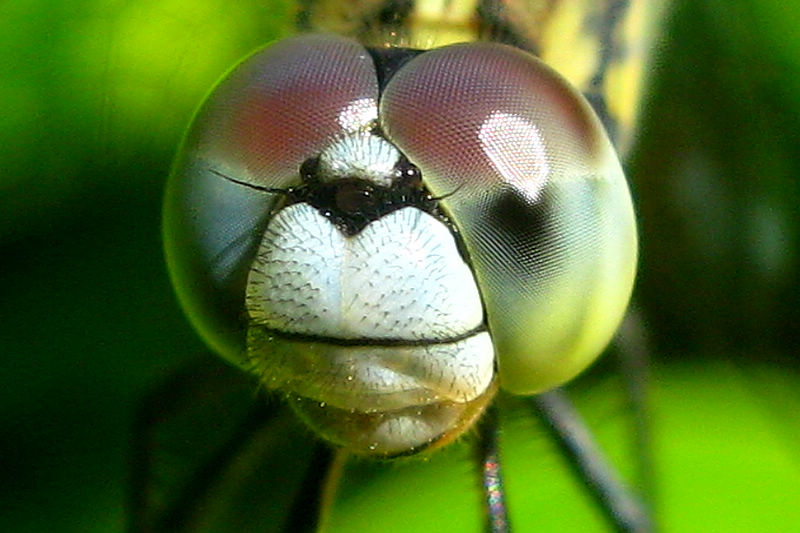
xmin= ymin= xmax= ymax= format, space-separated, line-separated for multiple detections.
xmin=0 ymin=1 xmax=798 ymax=532
xmin=633 ymin=0 xmax=800 ymax=359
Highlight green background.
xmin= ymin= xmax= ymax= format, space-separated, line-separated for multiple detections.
xmin=1 ymin=1 xmax=798 ymax=531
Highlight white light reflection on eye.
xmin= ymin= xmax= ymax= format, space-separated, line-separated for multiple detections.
xmin=338 ymin=97 xmax=378 ymax=131
xmin=479 ymin=111 xmax=550 ymax=202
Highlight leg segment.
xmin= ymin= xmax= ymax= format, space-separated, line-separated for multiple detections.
xmin=476 ymin=404 xmax=511 ymax=533
xmin=531 ymin=389 xmax=652 ymax=533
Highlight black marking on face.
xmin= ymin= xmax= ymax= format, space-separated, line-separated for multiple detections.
xmin=287 ymin=155 xmax=437 ymax=236
xmin=250 ymin=322 xmax=488 ymax=348
xmin=366 ymin=46 xmax=424 ymax=92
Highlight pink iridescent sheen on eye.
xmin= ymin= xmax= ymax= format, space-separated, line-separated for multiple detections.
xmin=193 ymin=33 xmax=380 ymax=188
xmin=379 ymin=43 xmax=636 ymax=394
xmin=380 ymin=43 xmax=600 ymax=202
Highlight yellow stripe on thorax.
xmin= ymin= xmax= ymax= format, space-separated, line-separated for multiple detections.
xmin=298 ymin=0 xmax=665 ymax=154
xmin=404 ymin=0 xmax=480 ymax=48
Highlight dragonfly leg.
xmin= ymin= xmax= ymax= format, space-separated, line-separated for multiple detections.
xmin=531 ymin=389 xmax=653 ymax=533
xmin=476 ymin=404 xmax=511 ymax=533
xmin=129 ymin=358 xmax=279 ymax=533
xmin=614 ymin=307 xmax=657 ymax=508
xmin=283 ymin=443 xmax=337 ymax=533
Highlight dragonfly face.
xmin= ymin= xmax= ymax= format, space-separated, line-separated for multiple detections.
xmin=164 ymin=33 xmax=637 ymax=456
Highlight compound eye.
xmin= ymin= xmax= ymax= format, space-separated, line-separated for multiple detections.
xmin=380 ymin=43 xmax=637 ymax=394
xmin=164 ymin=34 xmax=379 ymax=360
xmin=190 ymin=33 xmax=380 ymax=188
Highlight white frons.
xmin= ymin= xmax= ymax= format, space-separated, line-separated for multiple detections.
xmin=246 ymin=204 xmax=484 ymax=340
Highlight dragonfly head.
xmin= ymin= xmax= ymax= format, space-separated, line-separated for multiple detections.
xmin=164 ymin=33 xmax=636 ymax=456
